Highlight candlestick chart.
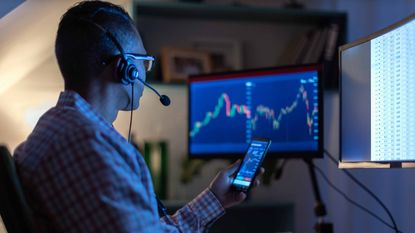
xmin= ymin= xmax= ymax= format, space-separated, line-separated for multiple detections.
xmin=189 ymin=70 xmax=320 ymax=154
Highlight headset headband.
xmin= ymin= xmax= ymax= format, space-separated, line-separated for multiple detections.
xmin=69 ymin=16 xmax=127 ymax=57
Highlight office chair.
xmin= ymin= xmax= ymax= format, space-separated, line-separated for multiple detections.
xmin=0 ymin=145 xmax=36 ymax=233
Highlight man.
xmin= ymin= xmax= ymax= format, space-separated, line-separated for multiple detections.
xmin=14 ymin=1 xmax=263 ymax=233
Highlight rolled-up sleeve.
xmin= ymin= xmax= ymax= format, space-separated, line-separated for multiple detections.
xmin=160 ymin=188 xmax=225 ymax=233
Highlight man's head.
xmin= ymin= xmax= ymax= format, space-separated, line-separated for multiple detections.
xmin=55 ymin=1 xmax=147 ymax=110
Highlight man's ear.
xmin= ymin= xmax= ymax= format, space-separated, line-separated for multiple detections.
xmin=98 ymin=56 xmax=122 ymax=84
xmin=112 ymin=57 xmax=122 ymax=78
xmin=103 ymin=56 xmax=122 ymax=83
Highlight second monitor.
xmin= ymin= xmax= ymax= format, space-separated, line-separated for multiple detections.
xmin=188 ymin=64 xmax=323 ymax=159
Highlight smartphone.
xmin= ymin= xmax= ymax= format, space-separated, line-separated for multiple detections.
xmin=231 ymin=138 xmax=272 ymax=192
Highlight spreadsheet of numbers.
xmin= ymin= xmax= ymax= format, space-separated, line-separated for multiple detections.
xmin=371 ymin=19 xmax=415 ymax=161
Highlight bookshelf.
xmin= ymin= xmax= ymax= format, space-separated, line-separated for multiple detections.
xmin=133 ymin=1 xmax=347 ymax=89
xmin=134 ymin=2 xmax=346 ymax=24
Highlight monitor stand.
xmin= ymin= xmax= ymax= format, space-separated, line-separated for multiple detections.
xmin=304 ymin=159 xmax=334 ymax=233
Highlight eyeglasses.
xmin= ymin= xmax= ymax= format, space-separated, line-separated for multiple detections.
xmin=125 ymin=53 xmax=155 ymax=72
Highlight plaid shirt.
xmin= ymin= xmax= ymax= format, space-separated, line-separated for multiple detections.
xmin=14 ymin=91 xmax=224 ymax=233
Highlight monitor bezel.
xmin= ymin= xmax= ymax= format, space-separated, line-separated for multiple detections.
xmin=339 ymin=13 xmax=415 ymax=165
xmin=187 ymin=64 xmax=324 ymax=159
xmin=339 ymin=12 xmax=415 ymax=53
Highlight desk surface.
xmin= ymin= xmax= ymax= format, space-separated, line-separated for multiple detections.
xmin=164 ymin=201 xmax=294 ymax=233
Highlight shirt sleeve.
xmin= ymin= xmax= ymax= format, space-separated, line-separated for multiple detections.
xmin=160 ymin=188 xmax=225 ymax=233
xmin=40 ymin=128 xmax=163 ymax=233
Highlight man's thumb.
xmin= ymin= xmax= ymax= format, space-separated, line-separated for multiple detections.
xmin=224 ymin=159 xmax=241 ymax=176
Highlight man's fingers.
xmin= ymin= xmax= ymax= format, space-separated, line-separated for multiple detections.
xmin=251 ymin=167 xmax=265 ymax=189
xmin=253 ymin=179 xmax=261 ymax=187
xmin=257 ymin=167 xmax=265 ymax=176
xmin=254 ymin=167 xmax=265 ymax=180
xmin=235 ymin=191 xmax=247 ymax=202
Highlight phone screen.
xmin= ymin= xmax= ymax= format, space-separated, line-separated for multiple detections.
xmin=232 ymin=139 xmax=271 ymax=192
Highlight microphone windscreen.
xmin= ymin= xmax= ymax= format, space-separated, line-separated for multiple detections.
xmin=160 ymin=95 xmax=171 ymax=106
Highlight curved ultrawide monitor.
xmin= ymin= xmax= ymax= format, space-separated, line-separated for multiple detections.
xmin=188 ymin=64 xmax=323 ymax=159
xmin=340 ymin=13 xmax=415 ymax=167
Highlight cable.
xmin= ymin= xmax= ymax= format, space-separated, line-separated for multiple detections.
xmin=311 ymin=162 xmax=399 ymax=231
xmin=324 ymin=149 xmax=401 ymax=233
xmin=324 ymin=149 xmax=400 ymax=233
xmin=126 ymin=84 xmax=181 ymax=233
xmin=127 ymin=83 xmax=134 ymax=143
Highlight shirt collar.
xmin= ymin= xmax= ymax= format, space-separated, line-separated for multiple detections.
xmin=56 ymin=90 xmax=114 ymax=130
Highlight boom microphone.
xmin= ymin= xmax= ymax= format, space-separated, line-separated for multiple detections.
xmin=134 ymin=76 xmax=171 ymax=106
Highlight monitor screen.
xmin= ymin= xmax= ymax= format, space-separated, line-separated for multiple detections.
xmin=188 ymin=64 xmax=323 ymax=159
xmin=340 ymin=13 xmax=415 ymax=164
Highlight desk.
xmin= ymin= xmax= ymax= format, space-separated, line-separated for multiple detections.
xmin=164 ymin=201 xmax=294 ymax=233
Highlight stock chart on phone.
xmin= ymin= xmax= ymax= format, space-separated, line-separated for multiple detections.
xmin=188 ymin=66 xmax=321 ymax=158
xmin=233 ymin=140 xmax=270 ymax=188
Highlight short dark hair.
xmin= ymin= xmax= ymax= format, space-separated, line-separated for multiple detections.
xmin=55 ymin=1 xmax=135 ymax=89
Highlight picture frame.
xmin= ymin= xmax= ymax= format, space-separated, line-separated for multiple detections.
xmin=161 ymin=47 xmax=212 ymax=83
xmin=190 ymin=38 xmax=243 ymax=72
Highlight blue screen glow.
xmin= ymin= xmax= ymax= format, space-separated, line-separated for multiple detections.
xmin=188 ymin=66 xmax=322 ymax=158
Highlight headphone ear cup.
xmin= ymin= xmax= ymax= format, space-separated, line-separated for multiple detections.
xmin=126 ymin=63 xmax=139 ymax=83
xmin=118 ymin=58 xmax=137 ymax=85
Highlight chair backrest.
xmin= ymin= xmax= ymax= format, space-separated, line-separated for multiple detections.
xmin=0 ymin=145 xmax=36 ymax=233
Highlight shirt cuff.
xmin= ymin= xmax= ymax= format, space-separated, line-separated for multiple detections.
xmin=187 ymin=188 xmax=225 ymax=226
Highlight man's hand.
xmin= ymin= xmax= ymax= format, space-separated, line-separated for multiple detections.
xmin=209 ymin=160 xmax=265 ymax=209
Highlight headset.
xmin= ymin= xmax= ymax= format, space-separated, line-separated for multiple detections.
xmin=69 ymin=16 xmax=171 ymax=106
